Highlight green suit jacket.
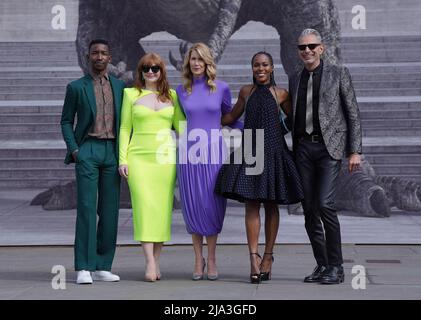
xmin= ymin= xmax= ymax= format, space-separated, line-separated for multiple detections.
xmin=60 ymin=74 xmax=125 ymax=164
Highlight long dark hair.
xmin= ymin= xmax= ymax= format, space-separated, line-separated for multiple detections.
xmin=251 ymin=51 xmax=276 ymax=86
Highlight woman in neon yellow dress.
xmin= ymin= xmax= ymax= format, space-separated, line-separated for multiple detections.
xmin=118 ymin=53 xmax=185 ymax=282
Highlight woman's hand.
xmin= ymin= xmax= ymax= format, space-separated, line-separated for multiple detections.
xmin=118 ymin=165 xmax=129 ymax=178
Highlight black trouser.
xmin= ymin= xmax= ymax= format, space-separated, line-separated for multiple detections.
xmin=295 ymin=138 xmax=343 ymax=266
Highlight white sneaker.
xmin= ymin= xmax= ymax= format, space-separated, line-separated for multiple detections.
xmin=92 ymin=270 xmax=120 ymax=282
xmin=76 ymin=270 xmax=93 ymax=284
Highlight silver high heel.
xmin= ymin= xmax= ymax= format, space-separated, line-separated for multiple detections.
xmin=207 ymin=259 xmax=218 ymax=281
xmin=192 ymin=258 xmax=206 ymax=281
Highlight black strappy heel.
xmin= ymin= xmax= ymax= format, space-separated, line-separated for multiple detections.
xmin=250 ymin=253 xmax=262 ymax=284
xmin=260 ymin=252 xmax=274 ymax=281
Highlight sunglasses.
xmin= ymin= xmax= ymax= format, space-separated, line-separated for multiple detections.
xmin=297 ymin=43 xmax=321 ymax=51
xmin=141 ymin=65 xmax=161 ymax=73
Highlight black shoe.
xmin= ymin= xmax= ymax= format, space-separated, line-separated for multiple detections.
xmin=260 ymin=252 xmax=274 ymax=281
xmin=303 ymin=265 xmax=327 ymax=283
xmin=249 ymin=253 xmax=262 ymax=284
xmin=320 ymin=265 xmax=344 ymax=285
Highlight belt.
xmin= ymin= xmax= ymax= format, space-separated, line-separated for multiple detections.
xmin=299 ymin=134 xmax=323 ymax=143
xmin=86 ymin=136 xmax=115 ymax=141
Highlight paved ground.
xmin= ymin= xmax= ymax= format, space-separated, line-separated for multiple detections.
xmin=1 ymin=188 xmax=421 ymax=301
xmin=1 ymin=245 xmax=421 ymax=301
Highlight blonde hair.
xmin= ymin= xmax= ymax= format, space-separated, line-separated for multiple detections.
xmin=134 ymin=52 xmax=171 ymax=102
xmin=182 ymin=42 xmax=217 ymax=94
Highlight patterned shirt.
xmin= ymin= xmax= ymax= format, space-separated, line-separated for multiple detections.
xmin=88 ymin=72 xmax=115 ymax=139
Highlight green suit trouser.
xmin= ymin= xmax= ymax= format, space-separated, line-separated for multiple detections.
xmin=74 ymin=138 xmax=120 ymax=271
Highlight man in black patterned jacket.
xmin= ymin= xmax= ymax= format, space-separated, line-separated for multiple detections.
xmin=289 ymin=29 xmax=362 ymax=284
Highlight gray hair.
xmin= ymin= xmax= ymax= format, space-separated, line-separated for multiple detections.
xmin=299 ymin=29 xmax=322 ymax=43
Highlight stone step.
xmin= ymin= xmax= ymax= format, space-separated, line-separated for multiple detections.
xmin=356 ymin=88 xmax=421 ymax=96
xmin=363 ymin=143 xmax=421 ymax=154
xmin=0 ymin=114 xmax=61 ymax=123
xmin=360 ymin=110 xmax=421 ymax=119
xmin=361 ymin=118 xmax=421 ymax=127
xmin=3 ymin=89 xmax=419 ymax=101
xmin=0 ymin=168 xmax=74 ymax=179
xmin=0 ymin=86 xmax=66 ymax=94
xmin=230 ymin=88 xmax=421 ymax=97
xmin=0 ymin=123 xmax=61 ymax=133
xmin=2 ymin=115 xmax=420 ymax=131
xmin=0 ymin=55 xmax=77 ymax=62
xmin=0 ymin=78 xmax=78 ymax=86
xmin=0 ymin=132 xmax=63 ymax=140
xmin=3 ymin=108 xmax=421 ymax=125
xmin=358 ymin=101 xmax=421 ymax=110
xmin=1 ymin=64 xmax=420 ymax=79
xmin=196 ymin=73 xmax=421 ymax=83
xmin=0 ymin=158 xmax=67 ymax=169
xmin=0 ymin=104 xmax=62 ymax=114
xmin=2 ymin=78 xmax=420 ymax=93
xmin=0 ymin=99 xmax=419 ymax=114
xmin=0 ymin=62 xmax=77 ymax=68
xmin=218 ymin=54 xmax=421 ymax=64
xmin=0 ymin=178 xmax=73 ymax=189
xmin=216 ymin=64 xmax=421 ymax=75
xmin=0 ymin=71 xmax=83 ymax=79
xmin=2 ymin=128 xmax=420 ymax=141
xmin=4 ymin=49 xmax=419 ymax=66
xmin=0 ymin=148 xmax=65 ymax=158
xmin=0 ymin=93 xmax=65 ymax=100
xmin=362 ymin=128 xmax=421 ymax=137
xmin=365 ymin=153 xmax=421 ymax=165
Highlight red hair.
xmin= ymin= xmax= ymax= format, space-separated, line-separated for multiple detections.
xmin=134 ymin=53 xmax=171 ymax=102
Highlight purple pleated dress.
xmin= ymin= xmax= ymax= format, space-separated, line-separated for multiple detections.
xmin=176 ymin=76 xmax=240 ymax=236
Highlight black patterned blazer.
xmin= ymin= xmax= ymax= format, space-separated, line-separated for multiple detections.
xmin=288 ymin=62 xmax=362 ymax=160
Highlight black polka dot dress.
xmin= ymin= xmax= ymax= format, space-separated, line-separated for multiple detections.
xmin=215 ymin=84 xmax=304 ymax=204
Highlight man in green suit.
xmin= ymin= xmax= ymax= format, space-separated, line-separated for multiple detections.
xmin=61 ymin=39 xmax=125 ymax=284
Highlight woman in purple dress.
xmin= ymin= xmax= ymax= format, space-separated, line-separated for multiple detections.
xmin=176 ymin=43 xmax=241 ymax=281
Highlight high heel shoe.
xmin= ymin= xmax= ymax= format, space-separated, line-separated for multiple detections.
xmin=144 ymin=272 xmax=157 ymax=282
xmin=192 ymin=258 xmax=206 ymax=281
xmin=260 ymin=252 xmax=274 ymax=281
xmin=145 ymin=261 xmax=157 ymax=282
xmin=249 ymin=253 xmax=262 ymax=284
xmin=207 ymin=258 xmax=218 ymax=281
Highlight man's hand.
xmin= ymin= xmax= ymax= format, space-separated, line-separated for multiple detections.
xmin=348 ymin=153 xmax=361 ymax=172
xmin=72 ymin=149 xmax=79 ymax=162
xmin=118 ymin=165 xmax=129 ymax=179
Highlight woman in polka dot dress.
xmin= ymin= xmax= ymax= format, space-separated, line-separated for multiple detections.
xmin=215 ymin=52 xmax=304 ymax=283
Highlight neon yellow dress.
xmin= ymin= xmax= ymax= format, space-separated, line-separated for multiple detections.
xmin=119 ymin=88 xmax=185 ymax=242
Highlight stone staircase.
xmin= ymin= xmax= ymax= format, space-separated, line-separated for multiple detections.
xmin=0 ymin=35 xmax=420 ymax=188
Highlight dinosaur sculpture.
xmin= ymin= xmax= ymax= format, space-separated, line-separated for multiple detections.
xmin=287 ymin=156 xmax=421 ymax=217
xmin=76 ymin=0 xmax=341 ymax=79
